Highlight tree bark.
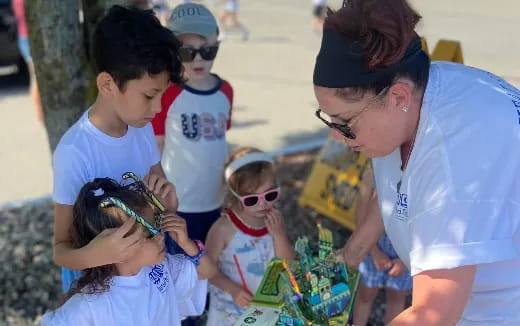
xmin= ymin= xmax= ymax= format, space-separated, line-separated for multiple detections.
xmin=25 ymin=0 xmax=126 ymax=152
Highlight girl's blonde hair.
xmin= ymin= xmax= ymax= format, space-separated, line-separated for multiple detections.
xmin=224 ymin=147 xmax=276 ymax=210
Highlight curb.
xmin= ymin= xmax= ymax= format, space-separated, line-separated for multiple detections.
xmin=0 ymin=138 xmax=328 ymax=210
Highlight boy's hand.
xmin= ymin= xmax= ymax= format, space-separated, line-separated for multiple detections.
xmin=143 ymin=174 xmax=178 ymax=212
xmin=265 ymin=208 xmax=287 ymax=238
xmin=161 ymin=213 xmax=191 ymax=249
xmin=371 ymin=247 xmax=392 ymax=271
xmin=231 ymin=284 xmax=253 ymax=307
xmin=388 ymin=259 xmax=407 ymax=277
xmin=87 ymin=218 xmax=145 ymax=265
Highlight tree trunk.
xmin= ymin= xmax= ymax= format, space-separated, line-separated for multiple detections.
xmin=25 ymin=0 xmax=126 ymax=152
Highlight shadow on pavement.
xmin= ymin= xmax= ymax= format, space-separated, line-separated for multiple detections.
xmin=0 ymin=70 xmax=30 ymax=101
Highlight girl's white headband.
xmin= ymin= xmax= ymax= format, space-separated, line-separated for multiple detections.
xmin=224 ymin=152 xmax=274 ymax=181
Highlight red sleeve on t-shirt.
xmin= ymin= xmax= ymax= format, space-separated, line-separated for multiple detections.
xmin=152 ymin=84 xmax=183 ymax=135
xmin=220 ymin=80 xmax=234 ymax=130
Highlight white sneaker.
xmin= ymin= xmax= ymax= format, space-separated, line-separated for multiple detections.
xmin=218 ymin=32 xmax=228 ymax=42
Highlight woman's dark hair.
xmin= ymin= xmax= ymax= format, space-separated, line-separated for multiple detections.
xmin=64 ymin=178 xmax=149 ymax=300
xmin=92 ymin=5 xmax=183 ymax=89
xmin=324 ymin=0 xmax=430 ymax=98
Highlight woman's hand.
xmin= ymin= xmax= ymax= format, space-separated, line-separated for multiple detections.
xmin=143 ymin=174 xmax=178 ymax=212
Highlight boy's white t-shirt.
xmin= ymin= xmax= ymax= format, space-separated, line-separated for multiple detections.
xmin=53 ymin=110 xmax=161 ymax=205
xmin=41 ymin=255 xmax=208 ymax=325
xmin=373 ymin=62 xmax=520 ymax=325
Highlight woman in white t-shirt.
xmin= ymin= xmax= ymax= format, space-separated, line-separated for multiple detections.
xmin=42 ymin=178 xmax=216 ymax=326
xmin=312 ymin=0 xmax=520 ymax=325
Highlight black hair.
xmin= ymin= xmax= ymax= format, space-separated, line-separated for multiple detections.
xmin=65 ymin=178 xmax=149 ymax=300
xmin=92 ymin=5 xmax=183 ymax=89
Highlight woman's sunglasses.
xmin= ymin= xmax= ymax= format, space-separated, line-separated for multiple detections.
xmin=178 ymin=45 xmax=219 ymax=62
xmin=230 ymin=187 xmax=281 ymax=207
xmin=315 ymin=86 xmax=389 ymax=140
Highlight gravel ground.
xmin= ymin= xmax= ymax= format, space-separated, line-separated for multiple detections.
xmin=0 ymin=150 xmax=390 ymax=326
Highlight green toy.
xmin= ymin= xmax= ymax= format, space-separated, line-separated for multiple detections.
xmin=234 ymin=223 xmax=360 ymax=326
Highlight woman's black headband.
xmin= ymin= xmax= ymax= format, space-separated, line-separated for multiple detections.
xmin=313 ymin=29 xmax=426 ymax=88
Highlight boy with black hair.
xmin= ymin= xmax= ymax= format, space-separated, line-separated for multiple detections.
xmin=52 ymin=5 xmax=182 ymax=291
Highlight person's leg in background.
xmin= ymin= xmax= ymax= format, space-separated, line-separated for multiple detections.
xmin=384 ymin=288 xmax=408 ymax=324
xmin=18 ymin=36 xmax=43 ymax=123
xmin=353 ymin=283 xmax=379 ymax=326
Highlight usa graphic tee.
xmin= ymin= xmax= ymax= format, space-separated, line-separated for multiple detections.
xmin=152 ymin=75 xmax=233 ymax=213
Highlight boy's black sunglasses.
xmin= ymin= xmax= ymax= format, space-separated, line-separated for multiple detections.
xmin=178 ymin=45 xmax=219 ymax=62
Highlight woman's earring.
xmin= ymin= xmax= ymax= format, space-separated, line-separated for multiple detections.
xmin=401 ymin=107 xmax=409 ymax=113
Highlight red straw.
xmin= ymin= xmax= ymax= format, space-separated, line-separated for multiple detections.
xmin=233 ymin=254 xmax=252 ymax=295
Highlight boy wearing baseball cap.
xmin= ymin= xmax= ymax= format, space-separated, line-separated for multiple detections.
xmin=152 ymin=3 xmax=234 ymax=254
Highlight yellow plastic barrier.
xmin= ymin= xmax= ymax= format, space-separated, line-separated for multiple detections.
xmin=299 ymin=39 xmax=463 ymax=231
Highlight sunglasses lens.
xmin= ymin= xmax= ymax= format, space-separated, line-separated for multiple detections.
xmin=179 ymin=48 xmax=196 ymax=62
xmin=243 ymin=196 xmax=259 ymax=207
xmin=199 ymin=46 xmax=219 ymax=60
xmin=265 ymin=190 xmax=279 ymax=202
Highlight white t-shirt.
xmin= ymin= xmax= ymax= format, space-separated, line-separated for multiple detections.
xmin=152 ymin=76 xmax=233 ymax=213
xmin=53 ymin=110 xmax=160 ymax=205
xmin=41 ymin=255 xmax=207 ymax=325
xmin=373 ymin=62 xmax=520 ymax=325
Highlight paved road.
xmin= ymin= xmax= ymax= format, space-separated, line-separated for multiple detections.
xmin=0 ymin=0 xmax=518 ymax=204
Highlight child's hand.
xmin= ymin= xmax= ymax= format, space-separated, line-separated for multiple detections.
xmin=265 ymin=208 xmax=287 ymax=239
xmin=231 ymin=285 xmax=253 ymax=307
xmin=87 ymin=218 xmax=145 ymax=265
xmin=143 ymin=174 xmax=178 ymax=212
xmin=370 ymin=247 xmax=392 ymax=271
xmin=388 ymin=259 xmax=407 ymax=277
xmin=161 ymin=213 xmax=190 ymax=249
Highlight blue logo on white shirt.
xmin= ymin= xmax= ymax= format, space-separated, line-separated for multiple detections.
xmin=149 ymin=263 xmax=169 ymax=293
xmin=393 ymin=193 xmax=408 ymax=221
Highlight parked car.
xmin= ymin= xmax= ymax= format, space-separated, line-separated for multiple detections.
xmin=0 ymin=0 xmax=24 ymax=76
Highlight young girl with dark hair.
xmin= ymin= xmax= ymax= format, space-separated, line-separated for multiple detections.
xmin=205 ymin=147 xmax=295 ymax=325
xmin=42 ymin=178 xmax=216 ymax=325
xmin=313 ymin=0 xmax=520 ymax=325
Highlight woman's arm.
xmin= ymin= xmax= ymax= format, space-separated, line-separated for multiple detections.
xmin=344 ymin=188 xmax=384 ymax=268
xmin=389 ymin=265 xmax=477 ymax=325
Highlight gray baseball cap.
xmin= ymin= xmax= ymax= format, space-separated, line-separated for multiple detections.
xmin=168 ymin=3 xmax=218 ymax=38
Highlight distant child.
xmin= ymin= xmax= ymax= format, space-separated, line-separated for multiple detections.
xmin=311 ymin=0 xmax=327 ymax=32
xmin=12 ymin=0 xmax=43 ymax=122
xmin=42 ymin=178 xmax=216 ymax=325
xmin=353 ymin=165 xmax=412 ymax=325
xmin=152 ymin=3 xmax=233 ymax=250
xmin=219 ymin=0 xmax=249 ymax=41
xmin=52 ymin=5 xmax=183 ymax=292
xmin=205 ymin=147 xmax=296 ymax=325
